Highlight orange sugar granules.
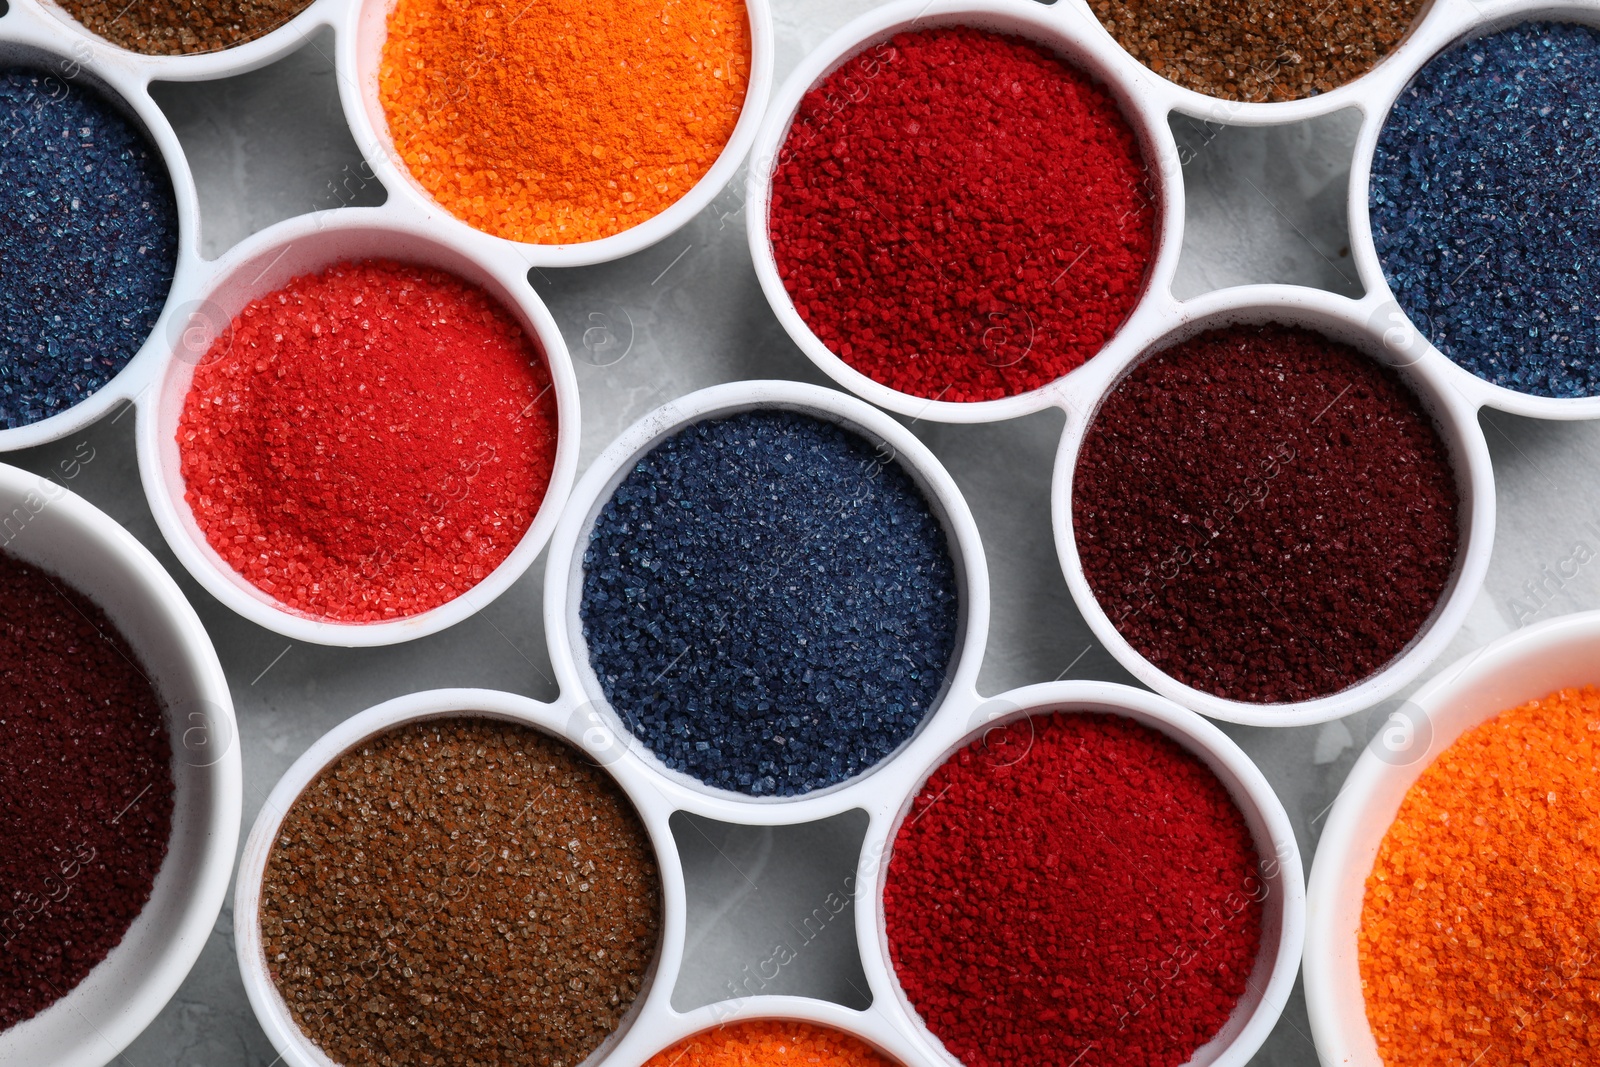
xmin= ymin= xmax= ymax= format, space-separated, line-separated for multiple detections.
xmin=644 ymin=1020 xmax=901 ymax=1067
xmin=1359 ymin=685 xmax=1600 ymax=1067
xmin=378 ymin=0 xmax=751 ymax=245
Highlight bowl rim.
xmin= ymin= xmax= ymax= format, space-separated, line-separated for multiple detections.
xmin=0 ymin=461 xmax=240 ymax=1067
xmin=1049 ymin=285 xmax=1498 ymax=727
xmin=1303 ymin=608 xmax=1600 ymax=1066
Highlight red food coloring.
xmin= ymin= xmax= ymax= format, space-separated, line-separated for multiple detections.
xmin=179 ymin=259 xmax=560 ymax=622
xmin=1 ymin=552 xmax=173 ymax=1029
xmin=768 ymin=26 xmax=1155 ymax=403
xmin=1072 ymin=324 xmax=1461 ymax=704
xmin=884 ymin=712 xmax=1263 ymax=1067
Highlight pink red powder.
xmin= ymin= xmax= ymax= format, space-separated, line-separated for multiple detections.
xmin=769 ymin=26 xmax=1155 ymax=403
xmin=179 ymin=259 xmax=559 ymax=622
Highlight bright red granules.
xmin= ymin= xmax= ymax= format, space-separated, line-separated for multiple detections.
xmin=884 ymin=712 xmax=1263 ymax=1067
xmin=769 ymin=27 xmax=1154 ymax=403
xmin=179 ymin=259 xmax=559 ymax=622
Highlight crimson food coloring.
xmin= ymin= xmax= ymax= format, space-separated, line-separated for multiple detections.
xmin=769 ymin=27 xmax=1154 ymax=403
xmin=1073 ymin=324 xmax=1460 ymax=704
xmin=580 ymin=409 xmax=959 ymax=797
xmin=0 ymin=69 xmax=179 ymax=429
xmin=0 ymin=552 xmax=174 ymax=1029
xmin=884 ymin=712 xmax=1263 ymax=1067
xmin=179 ymin=259 xmax=559 ymax=622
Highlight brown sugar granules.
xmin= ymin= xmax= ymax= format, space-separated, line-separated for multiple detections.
xmin=260 ymin=717 xmax=661 ymax=1067
xmin=54 ymin=0 xmax=316 ymax=56
xmin=1089 ymin=0 xmax=1427 ymax=102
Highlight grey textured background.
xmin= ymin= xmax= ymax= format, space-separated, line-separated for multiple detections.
xmin=10 ymin=2 xmax=1600 ymax=1063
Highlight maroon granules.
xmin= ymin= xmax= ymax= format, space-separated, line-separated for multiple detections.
xmin=768 ymin=26 xmax=1155 ymax=403
xmin=1073 ymin=323 xmax=1460 ymax=704
xmin=260 ymin=717 xmax=661 ymax=1067
xmin=0 ymin=551 xmax=174 ymax=1029
xmin=884 ymin=712 xmax=1264 ymax=1067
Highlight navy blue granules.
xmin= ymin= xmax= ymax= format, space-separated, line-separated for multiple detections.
xmin=580 ymin=409 xmax=960 ymax=797
xmin=1371 ymin=21 xmax=1600 ymax=399
xmin=0 ymin=69 xmax=179 ymax=428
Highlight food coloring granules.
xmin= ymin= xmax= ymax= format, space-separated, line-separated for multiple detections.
xmin=1361 ymin=686 xmax=1600 ymax=1067
xmin=55 ymin=0 xmax=316 ymax=55
xmin=260 ymin=717 xmax=660 ymax=1067
xmin=884 ymin=711 xmax=1264 ymax=1067
xmin=580 ymin=409 xmax=959 ymax=797
xmin=644 ymin=1019 xmax=901 ymax=1067
xmin=1 ymin=552 xmax=174 ymax=1030
xmin=1371 ymin=21 xmax=1600 ymax=398
xmin=380 ymin=0 xmax=751 ymax=244
xmin=1073 ymin=324 xmax=1460 ymax=704
xmin=768 ymin=27 xmax=1154 ymax=403
xmin=0 ymin=69 xmax=179 ymax=429
xmin=1090 ymin=0 xmax=1424 ymax=102
xmin=179 ymin=258 xmax=559 ymax=622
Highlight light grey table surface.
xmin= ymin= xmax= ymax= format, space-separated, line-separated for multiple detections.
xmin=11 ymin=2 xmax=1600 ymax=1064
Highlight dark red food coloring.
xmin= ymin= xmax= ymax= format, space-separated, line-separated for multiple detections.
xmin=179 ymin=258 xmax=560 ymax=622
xmin=1073 ymin=323 xmax=1460 ymax=704
xmin=884 ymin=711 xmax=1263 ymax=1067
xmin=0 ymin=551 xmax=174 ymax=1029
xmin=769 ymin=26 xmax=1155 ymax=403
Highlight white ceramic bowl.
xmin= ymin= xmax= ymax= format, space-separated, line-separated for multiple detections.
xmin=234 ymin=688 xmax=688 ymax=1067
xmin=603 ymin=998 xmax=929 ymax=1067
xmin=135 ymin=210 xmax=581 ymax=646
xmin=1344 ymin=0 xmax=1600 ymax=421
xmin=1304 ymin=609 xmax=1600 ymax=1066
xmin=1054 ymin=0 xmax=1457 ymax=123
xmin=1051 ymin=286 xmax=1497 ymax=727
xmin=859 ymin=682 xmax=1304 ymax=1067
xmin=0 ymin=24 xmax=203 ymax=452
xmin=0 ymin=462 xmax=240 ymax=1067
xmin=745 ymin=0 xmax=1187 ymax=425
xmin=236 ymin=681 xmax=1300 ymax=1067
xmin=4 ymin=0 xmax=765 ymax=647
xmin=338 ymin=0 xmax=775 ymax=267
xmin=35 ymin=0 xmax=339 ymax=75
xmin=540 ymin=380 xmax=990 ymax=818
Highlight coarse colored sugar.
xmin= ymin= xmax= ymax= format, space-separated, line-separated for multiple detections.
xmin=0 ymin=69 xmax=178 ymax=429
xmin=768 ymin=27 xmax=1153 ymax=403
xmin=884 ymin=712 xmax=1263 ymax=1067
xmin=1090 ymin=0 xmax=1424 ymax=102
xmin=1073 ymin=324 xmax=1459 ymax=704
xmin=178 ymin=259 xmax=559 ymax=622
xmin=644 ymin=1019 xmax=901 ymax=1066
xmin=55 ymin=0 xmax=316 ymax=55
xmin=1361 ymin=686 xmax=1600 ymax=1067
xmin=0 ymin=551 xmax=173 ymax=1030
xmin=580 ymin=409 xmax=959 ymax=797
xmin=379 ymin=0 xmax=750 ymax=245
xmin=1371 ymin=21 xmax=1600 ymax=399
xmin=260 ymin=717 xmax=661 ymax=1067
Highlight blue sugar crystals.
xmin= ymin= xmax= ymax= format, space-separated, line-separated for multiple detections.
xmin=1371 ymin=21 xmax=1600 ymax=399
xmin=0 ymin=69 xmax=179 ymax=428
xmin=580 ymin=409 xmax=961 ymax=797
